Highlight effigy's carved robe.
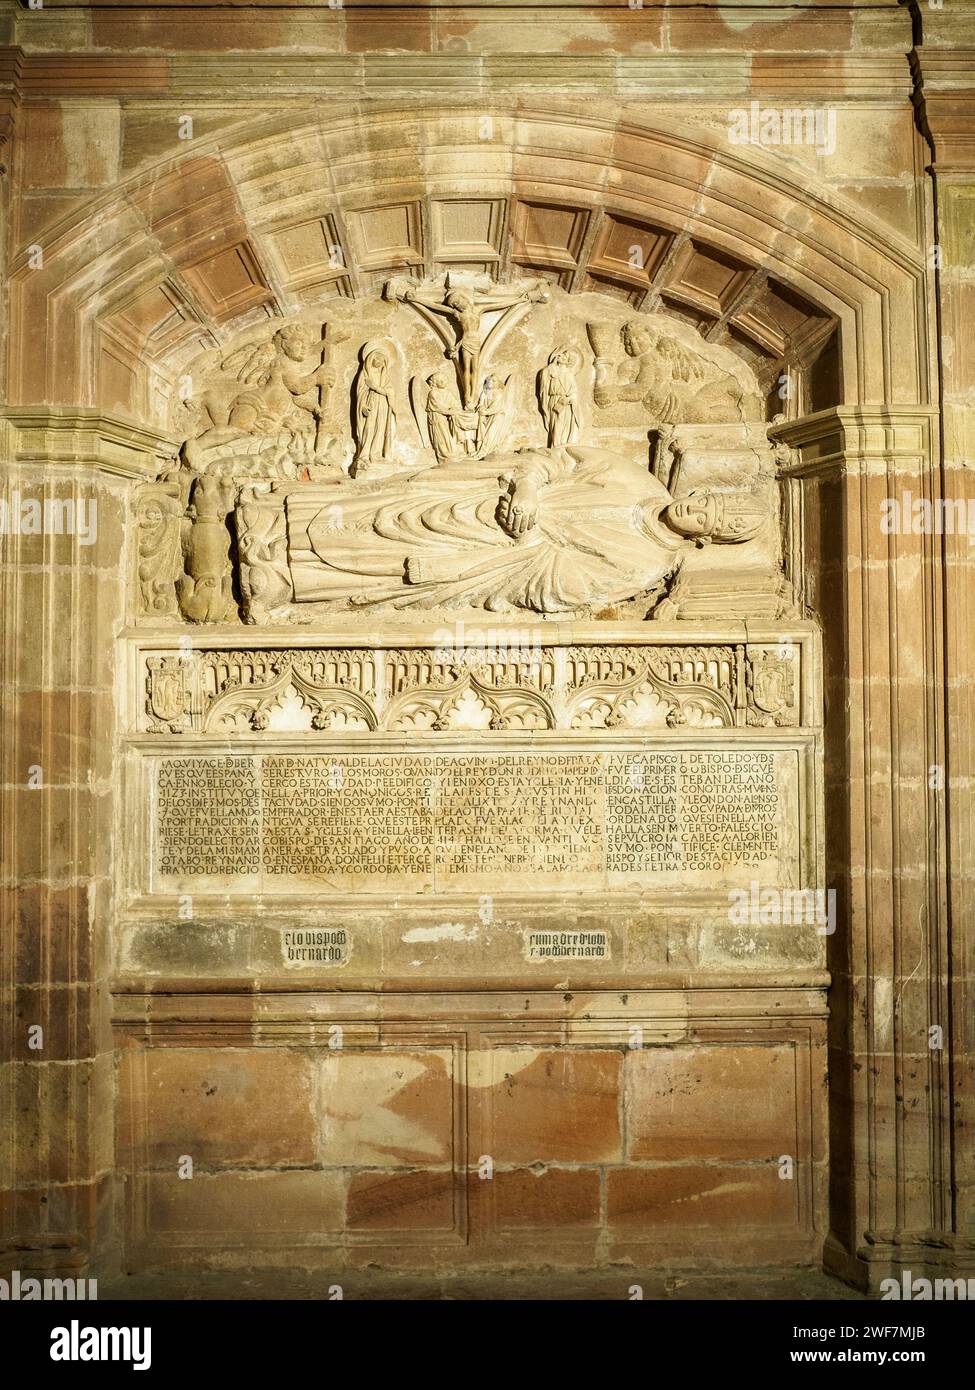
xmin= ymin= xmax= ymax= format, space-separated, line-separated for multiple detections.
xmin=285 ymin=445 xmax=687 ymax=614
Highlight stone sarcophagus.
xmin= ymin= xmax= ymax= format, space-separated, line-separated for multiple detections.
xmin=117 ymin=277 xmax=826 ymax=1270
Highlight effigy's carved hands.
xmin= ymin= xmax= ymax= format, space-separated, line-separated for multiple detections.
xmin=497 ymin=472 xmax=540 ymax=537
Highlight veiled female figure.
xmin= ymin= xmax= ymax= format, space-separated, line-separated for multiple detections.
xmin=353 ymin=346 xmax=396 ymax=470
xmin=539 ymin=345 xmax=582 ymax=447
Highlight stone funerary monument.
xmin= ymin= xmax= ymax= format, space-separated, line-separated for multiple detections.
xmin=1 ymin=0 xmax=972 ymax=1301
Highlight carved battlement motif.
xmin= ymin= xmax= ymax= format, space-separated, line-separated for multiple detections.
xmin=141 ymin=639 xmax=802 ymax=735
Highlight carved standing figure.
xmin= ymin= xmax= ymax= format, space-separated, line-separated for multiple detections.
xmin=423 ymin=368 xmax=469 ymax=462
xmin=475 ymin=374 xmax=514 ymax=457
xmin=539 ymin=345 xmax=582 ymax=446
xmin=352 ymin=343 xmax=396 ymax=475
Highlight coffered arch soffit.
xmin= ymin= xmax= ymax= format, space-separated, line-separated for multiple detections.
xmin=6 ymin=105 xmax=931 ymax=425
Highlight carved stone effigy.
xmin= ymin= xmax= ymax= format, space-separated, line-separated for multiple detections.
xmin=236 ymin=444 xmax=769 ymax=621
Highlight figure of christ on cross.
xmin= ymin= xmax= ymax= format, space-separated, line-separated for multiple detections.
xmin=390 ymin=277 xmax=549 ymax=408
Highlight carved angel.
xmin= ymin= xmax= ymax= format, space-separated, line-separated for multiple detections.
xmin=590 ymin=318 xmax=761 ymax=425
xmin=181 ymin=322 xmax=342 ymax=475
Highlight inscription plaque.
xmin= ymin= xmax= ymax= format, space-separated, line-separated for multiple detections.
xmin=151 ymin=748 xmax=802 ymax=894
xmin=156 ymin=757 xmax=260 ymax=877
xmin=525 ymin=929 xmax=610 ymax=961
xmin=281 ymin=928 xmax=350 ymax=966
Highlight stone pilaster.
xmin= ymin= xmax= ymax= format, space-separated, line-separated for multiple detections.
xmin=0 ymin=409 xmax=166 ymax=1276
xmin=774 ymin=406 xmax=961 ymax=1289
xmin=915 ymin=39 xmax=975 ymax=1257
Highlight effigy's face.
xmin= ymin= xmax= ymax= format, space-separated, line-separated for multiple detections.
xmin=665 ymin=495 xmax=713 ymax=537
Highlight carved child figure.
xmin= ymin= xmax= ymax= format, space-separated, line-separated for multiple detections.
xmin=182 ymin=323 xmax=338 ymax=473
xmin=591 ymin=319 xmax=760 ymax=425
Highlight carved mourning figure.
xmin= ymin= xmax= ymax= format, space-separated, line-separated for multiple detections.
xmin=351 ymin=341 xmax=397 ymax=475
xmin=181 ymin=322 xmax=342 ymax=477
xmin=589 ymin=318 xmax=761 ymax=425
xmin=539 ymin=345 xmax=582 ymax=446
xmin=388 ymin=274 xmax=549 ymax=408
xmin=276 ymin=444 xmax=768 ymax=617
xmin=413 ymin=367 xmax=470 ymax=462
xmin=412 ymin=367 xmax=515 ymax=463
xmin=475 ymin=374 xmax=514 ymax=458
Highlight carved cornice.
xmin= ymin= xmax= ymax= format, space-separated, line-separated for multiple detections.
xmin=912 ymin=47 xmax=975 ymax=174
xmin=19 ymin=53 xmax=171 ymax=96
xmin=0 ymin=45 xmax=913 ymax=104
xmin=1 ymin=407 xmax=177 ymax=479
xmin=770 ymin=405 xmax=939 ymax=478
xmin=0 ymin=47 xmax=24 ymax=92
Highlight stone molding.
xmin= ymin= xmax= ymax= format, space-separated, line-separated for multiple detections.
xmin=913 ymin=47 xmax=975 ymax=173
xmin=0 ymin=46 xmax=914 ymax=103
xmin=0 ymin=407 xmax=176 ymax=479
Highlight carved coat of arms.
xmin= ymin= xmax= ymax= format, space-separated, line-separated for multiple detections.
xmin=147 ymin=657 xmax=190 ymax=725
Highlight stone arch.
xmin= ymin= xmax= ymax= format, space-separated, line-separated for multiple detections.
xmin=5 ymin=104 xmax=930 ymax=425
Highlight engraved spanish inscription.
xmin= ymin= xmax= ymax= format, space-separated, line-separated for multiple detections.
xmin=156 ymin=757 xmax=260 ymax=877
xmin=151 ymin=748 xmax=800 ymax=893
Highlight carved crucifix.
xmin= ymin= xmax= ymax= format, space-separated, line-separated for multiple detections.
xmin=386 ymin=274 xmax=549 ymax=408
